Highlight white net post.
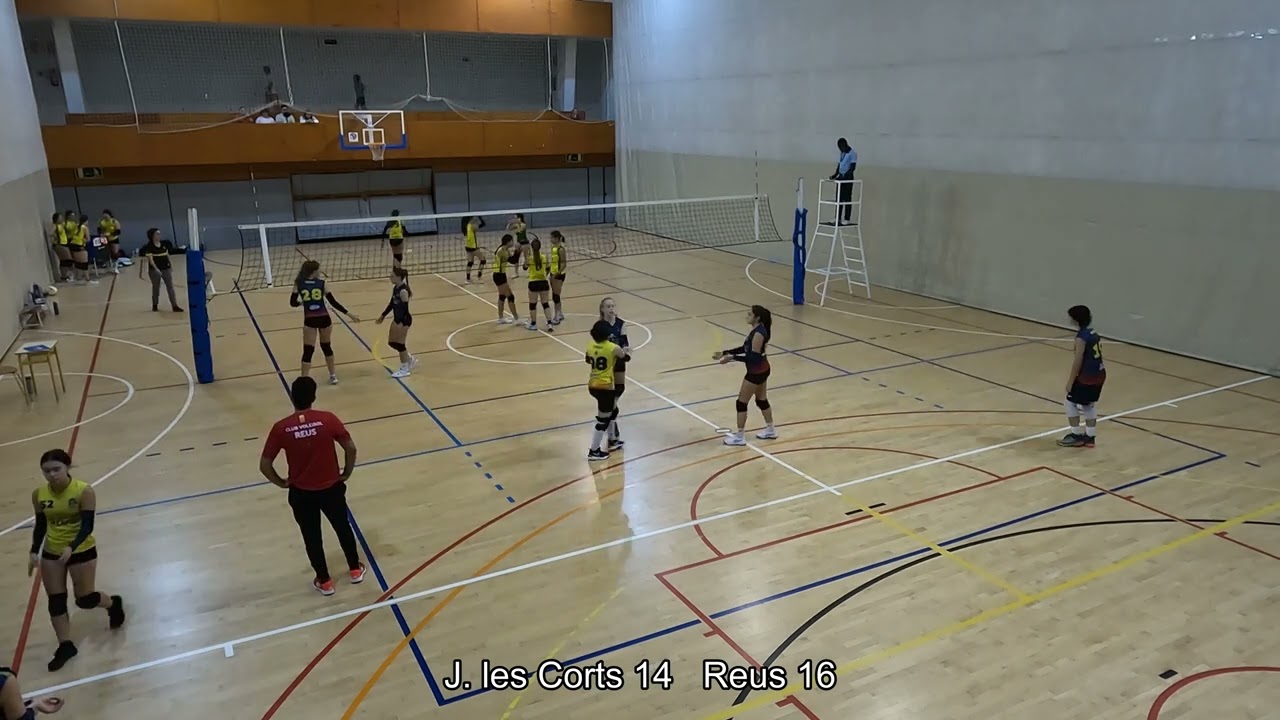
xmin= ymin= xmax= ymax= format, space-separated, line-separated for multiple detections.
xmin=257 ymin=225 xmax=274 ymax=287
xmin=187 ymin=207 xmax=200 ymax=251
xmin=753 ymin=197 xmax=761 ymax=244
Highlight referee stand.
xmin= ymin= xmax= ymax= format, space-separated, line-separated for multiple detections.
xmin=805 ymin=178 xmax=869 ymax=304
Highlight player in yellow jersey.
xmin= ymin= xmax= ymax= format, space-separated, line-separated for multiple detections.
xmin=383 ymin=209 xmax=405 ymax=268
xmin=29 ymin=449 xmax=126 ymax=672
xmin=491 ymin=234 xmax=520 ymax=324
xmin=50 ymin=213 xmax=72 ymax=282
xmin=463 ymin=216 xmax=487 ymax=284
xmin=548 ymin=230 xmax=567 ymax=324
xmin=98 ymin=209 xmax=122 ymax=274
xmin=73 ymin=214 xmax=96 ymax=285
xmin=585 ymin=321 xmax=630 ymax=461
xmin=524 ymin=237 xmax=555 ymax=331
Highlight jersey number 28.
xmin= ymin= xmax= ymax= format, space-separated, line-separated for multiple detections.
xmin=299 ymin=288 xmax=324 ymax=302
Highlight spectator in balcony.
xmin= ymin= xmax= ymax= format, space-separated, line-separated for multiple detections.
xmin=275 ymin=105 xmax=297 ymax=124
xmin=300 ymin=112 xmax=320 ymax=124
xmin=255 ymin=110 xmax=276 ymax=124
xmin=353 ymin=75 xmax=367 ymax=110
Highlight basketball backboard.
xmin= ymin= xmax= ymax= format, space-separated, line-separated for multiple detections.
xmin=339 ymin=110 xmax=407 ymax=155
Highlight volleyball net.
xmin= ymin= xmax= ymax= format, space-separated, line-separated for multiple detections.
xmin=230 ymin=195 xmax=787 ymax=291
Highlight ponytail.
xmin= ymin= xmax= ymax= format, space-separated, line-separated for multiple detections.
xmin=531 ymin=237 xmax=544 ymax=270
xmin=750 ymin=304 xmax=772 ymax=332
xmin=393 ymin=267 xmax=412 ymax=297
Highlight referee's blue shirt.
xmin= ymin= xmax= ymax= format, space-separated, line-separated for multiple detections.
xmin=837 ymin=148 xmax=857 ymax=175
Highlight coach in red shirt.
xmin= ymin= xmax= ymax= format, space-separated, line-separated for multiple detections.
xmin=260 ymin=376 xmax=365 ymax=596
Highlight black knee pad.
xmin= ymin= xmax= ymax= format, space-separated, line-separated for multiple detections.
xmin=320 ymin=342 xmax=334 ymax=358
xmin=756 ymin=398 xmax=771 ymax=410
xmin=528 ymin=303 xmax=536 ymax=312
xmin=59 ymin=258 xmax=73 ymax=268
xmin=301 ymin=344 xmax=316 ymax=363
xmin=735 ymin=400 xmax=749 ymax=413
xmin=48 ymin=593 xmax=68 ymax=618
xmin=76 ymin=261 xmax=90 ymax=270
xmin=75 ymin=592 xmax=102 ymax=610
xmin=541 ymin=302 xmax=550 ymax=310
xmin=613 ymin=385 xmax=625 ymax=399
xmin=393 ymin=253 xmax=403 ymax=263
xmin=553 ymin=294 xmax=561 ymax=304
xmin=609 ymin=407 xmax=619 ymax=421
xmin=467 ymin=259 xmax=475 ymax=268
xmin=595 ymin=417 xmax=610 ymax=431
xmin=388 ymin=341 xmax=406 ymax=352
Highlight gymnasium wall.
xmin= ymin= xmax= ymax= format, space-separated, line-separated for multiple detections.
xmin=613 ymin=0 xmax=1280 ymax=373
xmin=0 ymin=1 xmax=56 ymax=351
xmin=20 ymin=18 xmax=610 ymax=121
xmin=53 ymin=166 xmax=615 ymax=252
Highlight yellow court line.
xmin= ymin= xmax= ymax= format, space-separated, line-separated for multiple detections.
xmin=697 ymin=496 xmax=1280 ymax=720
xmin=499 ymin=585 xmax=627 ymax=720
xmin=370 ymin=337 xmax=398 ymax=371
xmin=837 ymin=494 xmax=1032 ymax=601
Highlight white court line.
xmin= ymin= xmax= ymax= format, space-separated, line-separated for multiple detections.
xmin=0 ymin=332 xmax=194 ymax=540
xmin=0 ymin=373 xmax=135 ymax=448
xmin=744 ymin=258 xmax=1070 ymax=341
xmin=811 ymin=279 xmax=957 ymax=310
xmin=443 ymin=313 xmax=654 ymax=366
xmin=434 ymin=273 xmax=842 ymax=496
xmin=22 ymin=372 xmax=1268 ymax=699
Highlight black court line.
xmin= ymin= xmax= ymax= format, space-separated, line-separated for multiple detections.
xmin=726 ymin=517 xmax=1280 ymax=714
xmin=844 ymin=503 xmax=886 ymax=516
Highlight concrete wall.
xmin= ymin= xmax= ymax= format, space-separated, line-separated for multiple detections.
xmin=1 ymin=1 xmax=56 ymax=351
xmin=613 ymin=0 xmax=1280 ymax=373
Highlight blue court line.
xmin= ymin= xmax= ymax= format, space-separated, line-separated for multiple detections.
xmin=235 ymin=287 xmax=442 ymax=702
xmin=333 ymin=312 xmax=463 ymax=447
xmin=436 ymin=451 xmax=1225 ymax=705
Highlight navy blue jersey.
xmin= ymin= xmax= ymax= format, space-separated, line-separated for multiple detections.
xmin=1076 ymin=327 xmax=1105 ymax=384
xmin=607 ymin=317 xmax=628 ymax=348
xmin=742 ymin=324 xmax=770 ymax=374
xmin=390 ymin=283 xmax=411 ymax=324
xmin=297 ymin=278 xmax=328 ymax=318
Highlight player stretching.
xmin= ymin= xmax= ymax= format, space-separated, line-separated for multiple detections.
xmin=715 ymin=305 xmax=776 ymax=445
xmin=1058 ymin=304 xmax=1106 ymax=447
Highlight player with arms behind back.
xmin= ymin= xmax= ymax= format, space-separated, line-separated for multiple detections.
xmin=1058 ymin=304 xmax=1106 ymax=447
xmin=585 ymin=321 xmax=630 ymax=461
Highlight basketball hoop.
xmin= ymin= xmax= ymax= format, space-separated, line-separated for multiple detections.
xmin=369 ymin=142 xmax=386 ymax=162
xmin=363 ymin=127 xmax=387 ymax=161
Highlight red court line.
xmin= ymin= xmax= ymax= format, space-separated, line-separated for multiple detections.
xmin=11 ymin=276 xmax=117 ymax=672
xmin=688 ymin=438 xmax=1006 ymax=557
xmin=265 ymin=406 xmax=1274 ymax=715
xmin=1147 ymin=666 xmax=1280 ymax=719
xmin=654 ymin=574 xmax=822 ymax=720
xmin=1043 ymin=467 xmax=1280 ymax=561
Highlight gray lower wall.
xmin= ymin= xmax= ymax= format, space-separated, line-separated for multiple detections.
xmin=0 ymin=170 xmax=56 ymax=351
xmin=622 ymin=150 xmax=1280 ymax=374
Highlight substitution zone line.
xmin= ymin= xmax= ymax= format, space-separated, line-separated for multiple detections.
xmin=695 ymin=495 xmax=1280 ymax=720
xmin=22 ymin=373 xmax=1268 ymax=699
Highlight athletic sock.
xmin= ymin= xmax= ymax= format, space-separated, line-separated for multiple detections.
xmin=1084 ymin=426 xmax=1096 ymax=437
xmin=590 ymin=428 xmax=606 ymax=450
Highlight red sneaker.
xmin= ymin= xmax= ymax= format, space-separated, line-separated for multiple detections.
xmin=313 ymin=578 xmax=336 ymax=596
xmin=350 ymin=564 xmax=367 ymax=584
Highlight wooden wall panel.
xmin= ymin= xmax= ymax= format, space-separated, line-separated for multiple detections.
xmin=215 ymin=0 xmax=313 ymax=26
xmin=116 ymin=0 xmax=220 ymax=22
xmin=548 ymin=0 xmax=611 ymax=37
xmin=397 ymin=0 xmax=479 ymax=32
xmin=42 ymin=119 xmax=614 ymax=169
xmin=477 ymin=0 xmax=550 ymax=36
xmin=47 ymin=154 xmax=615 ymax=186
xmin=16 ymin=0 xmax=609 ymax=36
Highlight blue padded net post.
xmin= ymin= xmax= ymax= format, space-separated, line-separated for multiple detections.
xmin=792 ymin=178 xmax=807 ymax=305
xmin=185 ymin=208 xmax=215 ymax=384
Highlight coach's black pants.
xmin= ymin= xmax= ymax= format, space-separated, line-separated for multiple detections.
xmin=288 ymin=483 xmax=361 ymax=583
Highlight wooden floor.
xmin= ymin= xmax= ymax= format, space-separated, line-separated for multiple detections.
xmin=2 ymin=245 xmax=1278 ymax=720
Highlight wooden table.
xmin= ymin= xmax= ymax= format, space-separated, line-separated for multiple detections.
xmin=14 ymin=340 xmax=66 ymax=401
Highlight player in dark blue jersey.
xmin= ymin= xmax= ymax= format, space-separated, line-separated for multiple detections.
xmin=1058 ymin=304 xmax=1106 ymax=447
xmin=376 ymin=266 xmax=416 ymax=378
xmin=715 ymin=305 xmax=776 ymax=446
xmin=290 ymin=260 xmax=360 ymax=384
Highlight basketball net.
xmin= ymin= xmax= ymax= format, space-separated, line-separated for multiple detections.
xmin=370 ymin=142 xmax=386 ymax=162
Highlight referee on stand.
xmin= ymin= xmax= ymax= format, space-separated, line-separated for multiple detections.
xmin=260 ymin=376 xmax=366 ymax=596
xmin=830 ymin=138 xmax=858 ymax=226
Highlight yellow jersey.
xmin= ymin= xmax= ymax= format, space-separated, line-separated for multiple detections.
xmin=465 ymin=223 xmax=478 ymax=250
xmin=54 ymin=224 xmax=68 ymax=246
xmin=63 ymin=220 xmax=81 ymax=245
xmin=78 ymin=223 xmax=90 ymax=245
xmin=586 ymin=340 xmax=619 ymax=389
xmin=495 ymin=246 xmax=510 ymax=274
xmin=98 ymin=217 xmax=119 ymax=237
xmin=526 ymin=253 xmax=549 ymax=281
xmin=550 ymin=245 xmax=565 ymax=274
xmin=387 ymin=221 xmax=404 ymax=241
xmin=36 ymin=479 xmax=95 ymax=554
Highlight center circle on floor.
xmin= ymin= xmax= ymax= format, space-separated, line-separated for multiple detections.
xmin=446 ymin=313 xmax=653 ymax=366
